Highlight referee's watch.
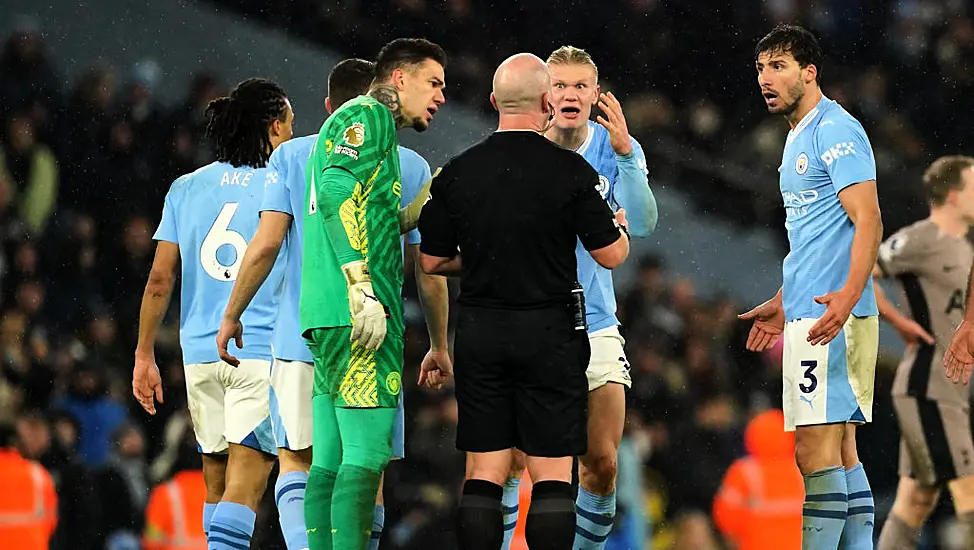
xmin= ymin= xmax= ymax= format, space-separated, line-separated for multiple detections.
xmin=616 ymin=221 xmax=631 ymax=241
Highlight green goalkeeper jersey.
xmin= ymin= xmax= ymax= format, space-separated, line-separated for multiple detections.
xmin=300 ymin=95 xmax=404 ymax=337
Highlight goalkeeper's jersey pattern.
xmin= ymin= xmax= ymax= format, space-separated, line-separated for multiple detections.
xmin=300 ymin=96 xmax=404 ymax=336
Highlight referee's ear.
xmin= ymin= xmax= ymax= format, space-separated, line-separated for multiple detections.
xmin=489 ymin=93 xmax=499 ymax=113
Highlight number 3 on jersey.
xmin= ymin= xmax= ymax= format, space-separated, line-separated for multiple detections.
xmin=200 ymin=202 xmax=248 ymax=281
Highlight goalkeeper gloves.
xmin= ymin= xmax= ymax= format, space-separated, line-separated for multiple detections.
xmin=398 ymin=167 xmax=441 ymax=234
xmin=341 ymin=260 xmax=388 ymax=350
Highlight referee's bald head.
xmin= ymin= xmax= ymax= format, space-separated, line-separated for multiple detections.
xmin=491 ymin=53 xmax=552 ymax=115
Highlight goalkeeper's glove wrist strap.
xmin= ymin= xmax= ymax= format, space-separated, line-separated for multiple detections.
xmin=341 ymin=260 xmax=371 ymax=286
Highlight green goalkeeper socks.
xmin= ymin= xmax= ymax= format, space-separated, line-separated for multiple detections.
xmin=332 ymin=406 xmax=396 ymax=550
xmin=306 ymin=466 xmax=337 ymax=550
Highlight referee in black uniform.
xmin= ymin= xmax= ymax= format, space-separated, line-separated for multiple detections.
xmin=418 ymin=53 xmax=630 ymax=550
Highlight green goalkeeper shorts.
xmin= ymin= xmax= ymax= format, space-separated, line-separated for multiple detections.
xmin=305 ymin=327 xmax=403 ymax=408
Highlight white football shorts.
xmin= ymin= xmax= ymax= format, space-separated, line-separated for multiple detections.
xmin=782 ymin=316 xmax=879 ymax=432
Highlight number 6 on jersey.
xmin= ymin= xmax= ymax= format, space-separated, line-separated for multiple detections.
xmin=200 ymin=202 xmax=248 ymax=281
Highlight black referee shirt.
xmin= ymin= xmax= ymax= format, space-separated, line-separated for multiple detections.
xmin=418 ymin=130 xmax=621 ymax=309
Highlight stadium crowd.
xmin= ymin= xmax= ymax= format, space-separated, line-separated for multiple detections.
xmin=1 ymin=1 xmax=973 ymax=548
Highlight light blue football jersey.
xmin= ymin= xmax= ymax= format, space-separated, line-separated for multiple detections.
xmin=573 ymin=121 xmax=651 ymax=333
xmin=779 ymin=96 xmax=879 ymax=322
xmin=153 ymin=161 xmax=286 ymax=364
xmin=260 ymin=135 xmax=431 ymax=362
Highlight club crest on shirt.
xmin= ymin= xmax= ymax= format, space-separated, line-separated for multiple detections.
xmin=596 ymin=175 xmax=610 ymax=199
xmin=343 ymin=122 xmax=365 ymax=147
xmin=795 ymin=153 xmax=809 ymax=175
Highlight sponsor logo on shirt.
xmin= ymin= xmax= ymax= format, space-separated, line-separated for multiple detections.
xmin=820 ymin=142 xmax=856 ymax=167
xmin=335 ymin=144 xmax=359 ymax=160
xmin=782 ymin=189 xmax=819 ymax=220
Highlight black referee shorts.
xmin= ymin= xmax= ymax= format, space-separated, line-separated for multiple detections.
xmin=453 ymin=305 xmax=590 ymax=458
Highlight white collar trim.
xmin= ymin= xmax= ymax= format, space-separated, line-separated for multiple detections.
xmin=787 ymin=106 xmax=820 ymax=145
xmin=575 ymin=123 xmax=594 ymax=155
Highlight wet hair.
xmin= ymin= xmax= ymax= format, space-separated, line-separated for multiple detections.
xmin=204 ymin=77 xmax=288 ymax=168
xmin=547 ymin=45 xmax=599 ymax=80
xmin=328 ymin=58 xmax=376 ymax=108
xmin=374 ymin=38 xmax=447 ymax=81
xmin=923 ymin=155 xmax=974 ymax=205
xmin=755 ymin=24 xmax=823 ymax=83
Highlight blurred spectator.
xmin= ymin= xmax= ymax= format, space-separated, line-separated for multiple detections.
xmin=54 ymin=366 xmax=128 ymax=467
xmin=0 ymin=422 xmax=58 ymax=550
xmin=0 ymin=19 xmax=61 ymax=124
xmin=16 ymin=412 xmax=102 ymax=550
xmin=96 ymin=423 xmax=150 ymax=546
xmin=0 ymin=113 xmax=58 ymax=236
xmin=144 ymin=429 xmax=207 ymax=550
xmin=713 ymin=409 xmax=803 ymax=550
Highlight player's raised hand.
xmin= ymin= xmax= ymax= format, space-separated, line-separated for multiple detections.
xmin=738 ymin=297 xmax=785 ymax=352
xmin=418 ymin=348 xmax=453 ymax=390
xmin=132 ymin=354 xmax=164 ymax=415
xmin=807 ymin=289 xmax=857 ymax=346
xmin=596 ymin=92 xmax=633 ymax=156
xmin=945 ymin=320 xmax=974 ymax=385
xmin=216 ymin=317 xmax=244 ymax=367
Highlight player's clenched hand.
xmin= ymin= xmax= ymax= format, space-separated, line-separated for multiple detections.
xmin=216 ymin=317 xmax=244 ymax=367
xmin=596 ymin=92 xmax=633 ymax=156
xmin=418 ymin=349 xmax=453 ymax=390
xmin=807 ymin=289 xmax=857 ymax=346
xmin=945 ymin=320 xmax=974 ymax=385
xmin=738 ymin=297 xmax=784 ymax=352
xmin=132 ymin=355 xmax=164 ymax=415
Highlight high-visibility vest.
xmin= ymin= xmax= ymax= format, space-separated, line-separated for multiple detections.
xmin=144 ymin=471 xmax=208 ymax=550
xmin=713 ymin=456 xmax=803 ymax=550
xmin=0 ymin=450 xmax=57 ymax=550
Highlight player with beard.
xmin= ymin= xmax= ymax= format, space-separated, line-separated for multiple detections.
xmin=741 ymin=24 xmax=882 ymax=550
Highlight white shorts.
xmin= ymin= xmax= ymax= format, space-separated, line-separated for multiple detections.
xmin=586 ymin=326 xmax=632 ymax=392
xmin=782 ymin=316 xmax=879 ymax=432
xmin=269 ymin=358 xmax=407 ymax=459
xmin=269 ymin=359 xmax=315 ymax=451
xmin=184 ymin=359 xmax=277 ymax=455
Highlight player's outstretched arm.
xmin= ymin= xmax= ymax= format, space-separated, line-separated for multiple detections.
xmin=133 ymin=241 xmax=179 ymax=415
xmin=945 ymin=264 xmax=974 ymax=384
xmin=217 ymin=211 xmax=290 ymax=365
xmin=807 ymin=180 xmax=882 ymax=345
xmin=872 ymin=277 xmax=934 ymax=346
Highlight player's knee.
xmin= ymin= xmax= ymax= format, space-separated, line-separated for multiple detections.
xmin=278 ymin=447 xmax=312 ymax=474
xmin=581 ymin=448 xmax=618 ymax=489
xmin=507 ymin=450 xmax=527 ymax=482
xmin=343 ymin=441 xmax=392 ymax=472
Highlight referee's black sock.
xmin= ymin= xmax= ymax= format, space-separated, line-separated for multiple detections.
xmin=526 ymin=480 xmax=577 ymax=550
xmin=457 ymin=479 xmax=503 ymax=549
